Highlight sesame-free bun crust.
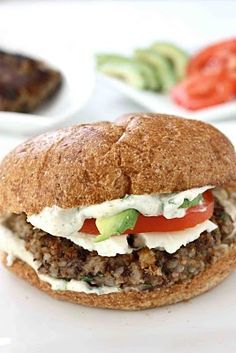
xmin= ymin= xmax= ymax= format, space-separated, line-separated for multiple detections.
xmin=0 ymin=113 xmax=235 ymax=215
xmin=1 ymin=245 xmax=236 ymax=310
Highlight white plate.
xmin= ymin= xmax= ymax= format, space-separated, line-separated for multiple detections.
xmin=99 ymin=74 xmax=236 ymax=122
xmin=0 ymin=123 xmax=235 ymax=353
xmin=0 ymin=41 xmax=94 ymax=135
xmin=0 ymin=268 xmax=235 ymax=353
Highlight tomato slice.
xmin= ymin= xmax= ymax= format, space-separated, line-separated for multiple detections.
xmin=80 ymin=191 xmax=214 ymax=235
xmin=188 ymin=38 xmax=236 ymax=75
xmin=171 ymin=70 xmax=235 ymax=110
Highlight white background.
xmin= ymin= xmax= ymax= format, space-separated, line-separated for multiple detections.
xmin=0 ymin=1 xmax=235 ymax=353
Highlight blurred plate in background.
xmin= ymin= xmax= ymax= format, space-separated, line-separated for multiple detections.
xmin=0 ymin=40 xmax=95 ymax=135
xmin=99 ymin=74 xmax=236 ymax=122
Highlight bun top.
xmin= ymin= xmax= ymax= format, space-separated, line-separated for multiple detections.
xmin=0 ymin=113 xmax=235 ymax=215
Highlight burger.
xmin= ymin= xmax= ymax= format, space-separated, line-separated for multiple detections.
xmin=0 ymin=113 xmax=235 ymax=310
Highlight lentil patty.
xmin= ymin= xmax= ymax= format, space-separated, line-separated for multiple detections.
xmin=4 ymin=198 xmax=236 ymax=291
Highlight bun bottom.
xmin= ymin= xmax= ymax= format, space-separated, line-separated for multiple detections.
xmin=1 ymin=247 xmax=236 ymax=310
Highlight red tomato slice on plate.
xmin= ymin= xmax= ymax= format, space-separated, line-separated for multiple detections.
xmin=171 ymin=70 xmax=235 ymax=110
xmin=80 ymin=191 xmax=214 ymax=235
xmin=188 ymin=38 xmax=236 ymax=74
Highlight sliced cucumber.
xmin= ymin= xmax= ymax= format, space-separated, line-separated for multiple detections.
xmin=151 ymin=42 xmax=189 ymax=81
xmin=134 ymin=49 xmax=176 ymax=92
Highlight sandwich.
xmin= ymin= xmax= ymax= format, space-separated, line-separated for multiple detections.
xmin=0 ymin=113 xmax=235 ymax=310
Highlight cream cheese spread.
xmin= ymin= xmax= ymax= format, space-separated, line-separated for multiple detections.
xmin=136 ymin=220 xmax=217 ymax=253
xmin=28 ymin=185 xmax=213 ymax=237
xmin=56 ymin=220 xmax=217 ymax=256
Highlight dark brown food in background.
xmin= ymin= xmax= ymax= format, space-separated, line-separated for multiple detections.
xmin=0 ymin=50 xmax=62 ymax=113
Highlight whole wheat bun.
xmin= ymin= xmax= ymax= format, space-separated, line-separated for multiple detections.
xmin=0 ymin=113 xmax=235 ymax=215
xmin=2 ymin=244 xmax=236 ymax=310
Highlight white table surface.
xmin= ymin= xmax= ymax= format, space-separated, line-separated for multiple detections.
xmin=0 ymin=1 xmax=236 ymax=353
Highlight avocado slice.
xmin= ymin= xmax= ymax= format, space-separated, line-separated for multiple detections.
xmin=94 ymin=209 xmax=139 ymax=243
xmin=96 ymin=54 xmax=160 ymax=90
xmin=98 ymin=61 xmax=147 ymax=89
xmin=151 ymin=42 xmax=189 ymax=81
xmin=96 ymin=54 xmax=128 ymax=68
xmin=134 ymin=49 xmax=176 ymax=92
xmin=136 ymin=60 xmax=160 ymax=91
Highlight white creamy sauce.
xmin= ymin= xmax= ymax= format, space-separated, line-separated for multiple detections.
xmin=213 ymin=188 xmax=236 ymax=222
xmin=64 ymin=232 xmax=133 ymax=257
xmin=40 ymin=275 xmax=119 ymax=294
xmin=28 ymin=185 xmax=213 ymax=237
xmin=53 ymin=220 xmax=217 ymax=256
xmin=0 ymin=225 xmax=120 ymax=295
xmin=6 ymin=254 xmax=15 ymax=266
